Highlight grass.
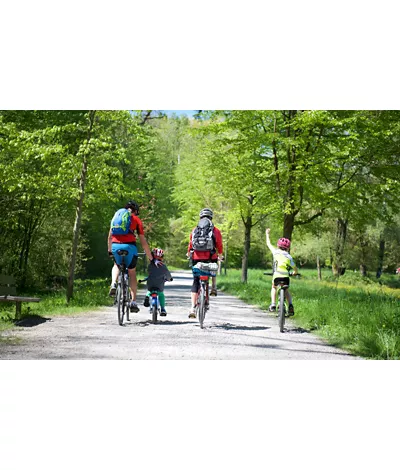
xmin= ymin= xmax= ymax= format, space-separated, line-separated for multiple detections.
xmin=0 ymin=278 xmax=115 ymax=331
xmin=217 ymin=268 xmax=400 ymax=360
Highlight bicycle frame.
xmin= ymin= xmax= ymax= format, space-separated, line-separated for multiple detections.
xmin=149 ymin=290 xmax=161 ymax=324
xmin=197 ymin=275 xmax=210 ymax=329
xmin=275 ymin=280 xmax=289 ymax=333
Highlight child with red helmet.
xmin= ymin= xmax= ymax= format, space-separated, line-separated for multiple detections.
xmin=266 ymin=228 xmax=298 ymax=315
xmin=142 ymin=248 xmax=173 ymax=316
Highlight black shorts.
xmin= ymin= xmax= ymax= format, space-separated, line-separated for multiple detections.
xmin=191 ymin=276 xmax=201 ymax=293
xmin=273 ymin=276 xmax=290 ymax=287
xmin=127 ymin=256 xmax=138 ymax=270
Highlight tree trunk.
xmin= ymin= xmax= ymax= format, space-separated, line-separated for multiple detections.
xmin=317 ymin=256 xmax=322 ymax=281
xmin=332 ymin=218 xmax=348 ymax=276
xmin=359 ymin=234 xmax=368 ymax=277
xmin=360 ymin=264 xmax=367 ymax=277
xmin=241 ymin=217 xmax=252 ymax=283
xmin=376 ymin=236 xmax=385 ymax=278
xmin=66 ymin=111 xmax=96 ymax=303
xmin=281 ymin=111 xmax=298 ymax=242
xmin=283 ymin=212 xmax=295 ymax=240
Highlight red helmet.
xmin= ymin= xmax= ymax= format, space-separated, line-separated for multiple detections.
xmin=152 ymin=248 xmax=164 ymax=260
xmin=277 ymin=238 xmax=291 ymax=250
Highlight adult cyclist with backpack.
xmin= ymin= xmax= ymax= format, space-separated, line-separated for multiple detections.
xmin=187 ymin=208 xmax=224 ymax=318
xmin=107 ymin=200 xmax=154 ymax=313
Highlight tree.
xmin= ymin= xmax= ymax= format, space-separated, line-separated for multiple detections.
xmin=66 ymin=111 xmax=96 ymax=301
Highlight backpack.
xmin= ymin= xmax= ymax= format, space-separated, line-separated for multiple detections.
xmin=192 ymin=218 xmax=215 ymax=252
xmin=110 ymin=208 xmax=132 ymax=235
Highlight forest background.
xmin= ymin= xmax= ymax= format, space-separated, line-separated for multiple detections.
xmin=1 ymin=109 xmax=400 ymax=299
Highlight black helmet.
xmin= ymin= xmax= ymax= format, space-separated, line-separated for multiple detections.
xmin=199 ymin=208 xmax=213 ymax=219
xmin=125 ymin=200 xmax=139 ymax=214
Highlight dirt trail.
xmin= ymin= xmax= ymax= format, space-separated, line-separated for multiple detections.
xmin=0 ymin=271 xmax=359 ymax=359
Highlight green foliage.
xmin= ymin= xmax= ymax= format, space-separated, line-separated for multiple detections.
xmin=0 ymin=110 xmax=157 ymax=288
xmin=1 ymin=110 xmax=400 ymax=295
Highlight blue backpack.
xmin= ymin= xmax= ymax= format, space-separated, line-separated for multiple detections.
xmin=110 ymin=208 xmax=132 ymax=235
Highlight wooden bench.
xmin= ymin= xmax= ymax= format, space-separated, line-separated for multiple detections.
xmin=0 ymin=274 xmax=41 ymax=320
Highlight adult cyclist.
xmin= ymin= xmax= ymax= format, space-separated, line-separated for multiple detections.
xmin=107 ymin=200 xmax=154 ymax=312
xmin=187 ymin=208 xmax=224 ymax=318
xmin=265 ymin=228 xmax=298 ymax=315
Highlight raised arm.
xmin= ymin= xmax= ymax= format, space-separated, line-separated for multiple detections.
xmin=265 ymin=228 xmax=274 ymax=252
xmin=138 ymin=233 xmax=153 ymax=262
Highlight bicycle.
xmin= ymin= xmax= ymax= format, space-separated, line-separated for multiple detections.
xmin=264 ymin=272 xmax=300 ymax=332
xmin=115 ymin=249 xmax=131 ymax=326
xmin=138 ymin=278 xmax=172 ymax=324
xmin=149 ymin=289 xmax=161 ymax=324
xmin=193 ymin=261 xmax=219 ymax=329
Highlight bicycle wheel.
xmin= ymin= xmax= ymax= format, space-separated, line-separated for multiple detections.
xmin=117 ymin=280 xmax=124 ymax=326
xmin=151 ymin=297 xmax=158 ymax=324
xmin=126 ymin=284 xmax=131 ymax=322
xmin=198 ymin=285 xmax=206 ymax=329
xmin=278 ymin=288 xmax=285 ymax=333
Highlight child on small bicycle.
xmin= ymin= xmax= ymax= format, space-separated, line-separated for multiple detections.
xmin=265 ymin=228 xmax=298 ymax=315
xmin=142 ymin=248 xmax=173 ymax=316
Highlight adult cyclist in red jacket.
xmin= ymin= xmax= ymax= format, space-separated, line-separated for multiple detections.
xmin=107 ymin=200 xmax=153 ymax=313
xmin=187 ymin=208 xmax=224 ymax=318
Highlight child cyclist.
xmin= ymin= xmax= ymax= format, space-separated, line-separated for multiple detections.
xmin=265 ymin=228 xmax=298 ymax=315
xmin=142 ymin=248 xmax=173 ymax=316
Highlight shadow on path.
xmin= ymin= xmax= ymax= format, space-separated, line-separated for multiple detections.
xmin=287 ymin=327 xmax=309 ymax=334
xmin=129 ymin=319 xmax=194 ymax=327
xmin=211 ymin=322 xmax=270 ymax=331
xmin=14 ymin=315 xmax=51 ymax=328
xmin=249 ymin=342 xmax=354 ymax=357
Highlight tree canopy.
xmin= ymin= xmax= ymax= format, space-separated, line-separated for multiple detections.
xmin=1 ymin=110 xmax=399 ymax=293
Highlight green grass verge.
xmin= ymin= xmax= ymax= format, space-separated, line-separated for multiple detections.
xmin=0 ymin=278 xmax=115 ymax=331
xmin=217 ymin=268 xmax=400 ymax=360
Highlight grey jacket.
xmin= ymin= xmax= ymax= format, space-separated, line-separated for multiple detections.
xmin=146 ymin=262 xmax=173 ymax=292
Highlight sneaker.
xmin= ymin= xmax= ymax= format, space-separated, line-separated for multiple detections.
xmin=109 ymin=283 xmax=117 ymax=297
xmin=210 ymin=288 xmax=217 ymax=296
xmin=130 ymin=301 xmax=140 ymax=313
xmin=160 ymin=308 xmax=167 ymax=316
xmin=188 ymin=307 xmax=196 ymax=319
xmin=268 ymin=304 xmax=276 ymax=312
xmin=144 ymin=296 xmax=150 ymax=307
xmin=288 ymin=304 xmax=295 ymax=316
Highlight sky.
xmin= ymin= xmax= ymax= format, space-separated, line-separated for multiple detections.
xmin=163 ymin=110 xmax=197 ymax=117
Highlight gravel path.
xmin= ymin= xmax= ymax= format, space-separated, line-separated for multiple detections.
xmin=0 ymin=271 xmax=359 ymax=359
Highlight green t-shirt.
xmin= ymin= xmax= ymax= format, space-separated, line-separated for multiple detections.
xmin=270 ymin=248 xmax=296 ymax=280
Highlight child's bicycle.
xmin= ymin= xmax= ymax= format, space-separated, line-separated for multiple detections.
xmin=148 ymin=289 xmax=162 ymax=324
xmin=264 ymin=272 xmax=300 ymax=333
xmin=138 ymin=278 xmax=172 ymax=324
